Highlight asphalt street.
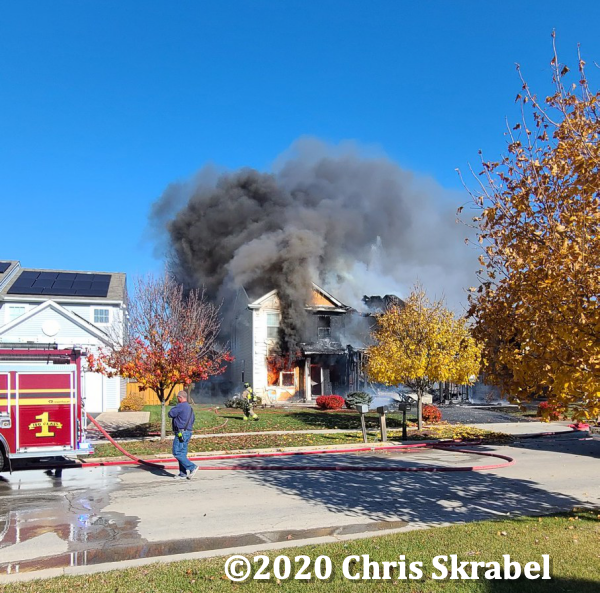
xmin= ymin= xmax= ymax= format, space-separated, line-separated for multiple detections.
xmin=0 ymin=430 xmax=598 ymax=580
xmin=441 ymin=405 xmax=531 ymax=424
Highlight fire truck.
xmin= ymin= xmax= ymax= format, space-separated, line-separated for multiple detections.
xmin=0 ymin=345 xmax=92 ymax=474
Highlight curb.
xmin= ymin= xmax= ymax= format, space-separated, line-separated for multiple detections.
xmin=0 ymin=523 xmax=424 ymax=584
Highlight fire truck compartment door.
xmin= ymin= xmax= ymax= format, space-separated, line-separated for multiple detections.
xmin=16 ymin=369 xmax=76 ymax=451
xmin=0 ymin=373 xmax=9 ymax=411
xmin=0 ymin=372 xmax=9 ymax=425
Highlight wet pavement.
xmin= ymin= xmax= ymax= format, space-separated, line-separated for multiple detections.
xmin=0 ymin=433 xmax=599 ymax=579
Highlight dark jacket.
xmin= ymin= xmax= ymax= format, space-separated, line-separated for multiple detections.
xmin=168 ymin=401 xmax=195 ymax=432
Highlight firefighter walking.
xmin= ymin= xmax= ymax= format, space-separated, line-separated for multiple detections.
xmin=241 ymin=382 xmax=258 ymax=421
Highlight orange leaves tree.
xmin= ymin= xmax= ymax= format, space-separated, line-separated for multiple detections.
xmin=365 ymin=286 xmax=481 ymax=430
xmin=463 ymin=38 xmax=600 ymax=421
xmin=88 ymin=274 xmax=232 ymax=439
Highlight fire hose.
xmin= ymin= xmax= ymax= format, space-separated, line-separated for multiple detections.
xmin=85 ymin=412 xmax=516 ymax=472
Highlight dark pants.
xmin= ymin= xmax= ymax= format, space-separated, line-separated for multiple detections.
xmin=172 ymin=430 xmax=197 ymax=476
xmin=242 ymin=399 xmax=256 ymax=418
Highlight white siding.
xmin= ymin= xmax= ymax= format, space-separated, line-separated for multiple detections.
xmin=0 ymin=306 xmax=103 ymax=346
xmin=0 ymin=301 xmax=126 ymax=413
xmin=252 ymin=309 xmax=269 ymax=396
xmin=105 ymin=376 xmax=119 ymax=410
xmin=61 ymin=303 xmax=124 ymax=339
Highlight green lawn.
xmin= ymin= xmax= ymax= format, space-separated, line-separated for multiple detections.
xmin=89 ymin=425 xmax=510 ymax=458
xmin=143 ymin=404 xmax=418 ymax=434
xmin=5 ymin=511 xmax=599 ymax=592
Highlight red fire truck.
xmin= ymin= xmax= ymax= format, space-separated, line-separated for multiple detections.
xmin=0 ymin=346 xmax=92 ymax=474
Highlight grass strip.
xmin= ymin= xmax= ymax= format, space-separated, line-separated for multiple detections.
xmin=89 ymin=426 xmax=512 ymax=458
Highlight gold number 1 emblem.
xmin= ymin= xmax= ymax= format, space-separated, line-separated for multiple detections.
xmin=29 ymin=412 xmax=63 ymax=437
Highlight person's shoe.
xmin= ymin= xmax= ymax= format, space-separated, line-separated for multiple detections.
xmin=187 ymin=466 xmax=198 ymax=480
xmin=242 ymin=416 xmax=249 ymax=421
xmin=252 ymin=414 xmax=259 ymax=421
xmin=173 ymin=474 xmax=187 ymax=480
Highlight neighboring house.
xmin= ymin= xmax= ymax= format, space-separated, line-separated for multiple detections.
xmin=0 ymin=260 xmax=127 ymax=413
xmin=229 ymin=283 xmax=371 ymax=402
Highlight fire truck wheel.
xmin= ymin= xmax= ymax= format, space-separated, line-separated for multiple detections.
xmin=0 ymin=448 xmax=6 ymax=473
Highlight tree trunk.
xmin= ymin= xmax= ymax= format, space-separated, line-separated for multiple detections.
xmin=158 ymin=386 xmax=167 ymax=441
xmin=417 ymin=389 xmax=423 ymax=431
xmin=161 ymin=400 xmax=167 ymax=440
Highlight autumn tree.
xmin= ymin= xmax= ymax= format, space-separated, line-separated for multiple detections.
xmin=462 ymin=36 xmax=600 ymax=421
xmin=88 ymin=274 xmax=231 ymax=438
xmin=366 ymin=286 xmax=481 ymax=429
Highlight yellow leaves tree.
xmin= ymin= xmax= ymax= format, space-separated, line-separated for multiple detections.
xmin=463 ymin=36 xmax=600 ymax=421
xmin=366 ymin=286 xmax=481 ymax=429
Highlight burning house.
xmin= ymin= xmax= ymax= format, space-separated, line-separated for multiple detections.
xmin=151 ymin=140 xmax=478 ymax=402
xmin=229 ymin=283 xmax=372 ymax=402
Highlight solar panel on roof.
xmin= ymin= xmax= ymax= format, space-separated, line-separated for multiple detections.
xmin=12 ymin=277 xmax=34 ymax=287
xmin=93 ymin=274 xmax=111 ymax=283
xmin=72 ymin=281 xmax=92 ymax=290
xmin=0 ymin=262 xmax=11 ymax=274
xmin=57 ymin=272 xmax=77 ymax=281
xmin=43 ymin=287 xmax=77 ymax=296
xmin=18 ymin=286 xmax=44 ymax=294
xmin=38 ymin=272 xmax=59 ymax=280
xmin=7 ymin=270 xmax=112 ymax=298
xmin=53 ymin=280 xmax=73 ymax=289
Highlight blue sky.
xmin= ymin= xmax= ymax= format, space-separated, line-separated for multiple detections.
xmin=1 ymin=1 xmax=599 ymax=280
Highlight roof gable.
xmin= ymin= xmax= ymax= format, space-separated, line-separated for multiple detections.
xmin=249 ymin=283 xmax=348 ymax=311
xmin=0 ymin=300 xmax=110 ymax=344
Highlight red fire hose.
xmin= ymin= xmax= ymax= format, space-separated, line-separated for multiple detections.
xmin=85 ymin=413 xmax=515 ymax=473
xmin=86 ymin=413 xmax=167 ymax=469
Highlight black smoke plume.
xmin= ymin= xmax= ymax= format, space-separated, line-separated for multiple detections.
xmin=151 ymin=138 xmax=476 ymax=352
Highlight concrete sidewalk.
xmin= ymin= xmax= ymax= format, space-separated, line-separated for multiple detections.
xmin=465 ymin=421 xmax=574 ymax=436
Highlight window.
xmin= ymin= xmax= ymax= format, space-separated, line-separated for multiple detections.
xmin=266 ymin=312 xmax=280 ymax=340
xmin=280 ymin=372 xmax=295 ymax=387
xmin=317 ymin=316 xmax=331 ymax=339
xmin=94 ymin=308 xmax=110 ymax=324
xmin=7 ymin=305 xmax=26 ymax=322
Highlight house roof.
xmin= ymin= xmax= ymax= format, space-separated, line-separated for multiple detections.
xmin=0 ymin=262 xmax=127 ymax=304
xmin=300 ymin=339 xmax=349 ymax=355
xmin=248 ymin=283 xmax=349 ymax=312
xmin=0 ymin=261 xmax=20 ymax=290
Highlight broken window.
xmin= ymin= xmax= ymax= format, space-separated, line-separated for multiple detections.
xmin=280 ymin=372 xmax=294 ymax=387
xmin=317 ymin=315 xmax=331 ymax=339
xmin=266 ymin=312 xmax=280 ymax=340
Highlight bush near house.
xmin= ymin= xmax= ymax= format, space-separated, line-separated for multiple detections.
xmin=344 ymin=391 xmax=373 ymax=409
xmin=119 ymin=391 xmax=146 ymax=412
xmin=422 ymin=404 xmax=442 ymax=424
xmin=537 ymin=401 xmax=561 ymax=421
xmin=315 ymin=395 xmax=345 ymax=410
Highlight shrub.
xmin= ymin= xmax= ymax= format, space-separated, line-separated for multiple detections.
xmin=344 ymin=391 xmax=373 ymax=410
xmin=315 ymin=395 xmax=345 ymax=410
xmin=422 ymin=404 xmax=442 ymax=424
xmin=537 ymin=401 xmax=561 ymax=421
xmin=119 ymin=391 xmax=146 ymax=412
